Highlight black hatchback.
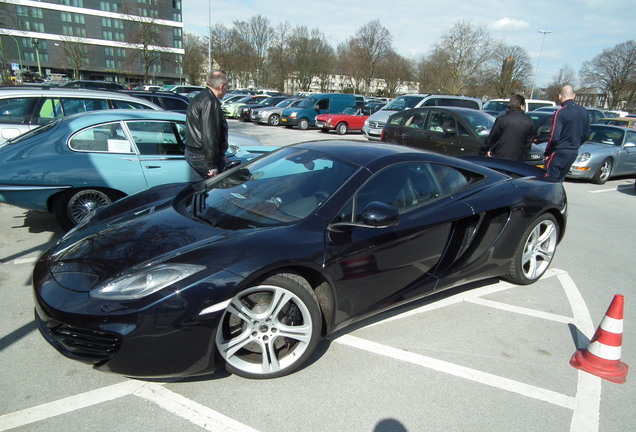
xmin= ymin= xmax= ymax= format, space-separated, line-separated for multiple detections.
xmin=381 ymin=106 xmax=544 ymax=166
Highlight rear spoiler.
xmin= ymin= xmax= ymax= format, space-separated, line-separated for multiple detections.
xmin=459 ymin=155 xmax=546 ymax=178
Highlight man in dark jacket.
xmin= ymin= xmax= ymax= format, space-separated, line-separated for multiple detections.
xmin=544 ymin=85 xmax=590 ymax=182
xmin=483 ymin=94 xmax=534 ymax=162
xmin=185 ymin=70 xmax=229 ymax=178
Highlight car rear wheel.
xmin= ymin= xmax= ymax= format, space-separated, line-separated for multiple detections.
xmin=53 ymin=188 xmax=120 ymax=231
xmin=506 ymin=214 xmax=559 ymax=285
xmin=297 ymin=118 xmax=309 ymax=130
xmin=336 ymin=122 xmax=348 ymax=135
xmin=268 ymin=114 xmax=280 ymax=126
xmin=591 ymin=158 xmax=612 ymax=184
xmin=215 ymin=272 xmax=322 ymax=379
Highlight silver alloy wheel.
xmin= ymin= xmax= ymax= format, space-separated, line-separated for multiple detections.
xmin=521 ymin=218 xmax=558 ymax=280
xmin=67 ymin=189 xmax=112 ymax=225
xmin=597 ymin=159 xmax=612 ymax=183
xmin=215 ymin=284 xmax=315 ymax=377
xmin=268 ymin=114 xmax=280 ymax=126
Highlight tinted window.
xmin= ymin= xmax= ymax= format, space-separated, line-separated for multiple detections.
xmin=0 ymin=97 xmax=36 ymax=124
xmin=158 ymin=96 xmax=188 ymax=112
xmin=61 ymin=98 xmax=108 ymax=116
xmin=69 ymin=122 xmax=132 ymax=153
xmin=111 ymin=99 xmax=153 ymax=109
xmin=384 ymin=96 xmax=425 ymax=111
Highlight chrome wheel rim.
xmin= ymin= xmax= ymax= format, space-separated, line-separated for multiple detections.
xmin=68 ymin=190 xmax=111 ymax=225
xmin=216 ymin=285 xmax=314 ymax=376
xmin=599 ymin=160 xmax=611 ymax=182
xmin=522 ymin=219 xmax=558 ymax=280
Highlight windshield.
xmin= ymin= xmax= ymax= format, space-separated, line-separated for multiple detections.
xmin=298 ymin=97 xmax=318 ymax=109
xmin=182 ymin=147 xmax=359 ymax=229
xmin=276 ymin=99 xmax=296 ymax=108
xmin=588 ymin=126 xmax=623 ymax=146
xmin=463 ymin=111 xmax=495 ymax=137
xmin=384 ymin=96 xmax=426 ymax=111
xmin=342 ymin=107 xmax=358 ymax=115
xmin=483 ymin=100 xmax=508 ymax=111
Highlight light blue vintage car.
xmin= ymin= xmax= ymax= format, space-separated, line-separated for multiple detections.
xmin=538 ymin=124 xmax=636 ymax=184
xmin=0 ymin=110 xmax=276 ymax=230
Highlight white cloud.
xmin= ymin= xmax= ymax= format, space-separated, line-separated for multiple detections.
xmin=490 ymin=18 xmax=531 ymax=31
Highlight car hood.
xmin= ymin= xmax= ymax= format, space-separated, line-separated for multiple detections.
xmin=579 ymin=142 xmax=615 ymax=153
xmin=46 ymin=200 xmax=234 ymax=292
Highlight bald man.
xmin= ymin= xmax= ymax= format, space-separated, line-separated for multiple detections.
xmin=543 ymin=85 xmax=590 ymax=182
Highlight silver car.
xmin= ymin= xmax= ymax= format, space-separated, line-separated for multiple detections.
xmin=539 ymin=124 xmax=636 ymax=184
xmin=0 ymin=87 xmax=161 ymax=143
xmin=251 ymin=98 xmax=303 ymax=126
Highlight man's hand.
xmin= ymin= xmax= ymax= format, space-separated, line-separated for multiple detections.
xmin=207 ymin=169 xmax=219 ymax=177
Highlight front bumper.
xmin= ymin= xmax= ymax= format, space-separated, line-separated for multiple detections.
xmin=362 ymin=124 xmax=382 ymax=140
xmin=33 ymin=257 xmax=240 ymax=378
xmin=280 ymin=116 xmax=298 ymax=126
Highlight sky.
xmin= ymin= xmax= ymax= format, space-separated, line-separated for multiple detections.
xmin=182 ymin=0 xmax=632 ymax=92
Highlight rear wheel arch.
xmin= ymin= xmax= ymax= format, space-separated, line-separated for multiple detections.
xmin=50 ymin=187 xmax=125 ymax=230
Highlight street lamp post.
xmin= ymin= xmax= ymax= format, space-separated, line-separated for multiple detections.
xmin=32 ymin=38 xmax=42 ymax=77
xmin=530 ymin=29 xmax=551 ymax=99
xmin=1 ymin=34 xmax=23 ymax=75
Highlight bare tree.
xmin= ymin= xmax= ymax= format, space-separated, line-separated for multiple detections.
xmin=486 ymin=44 xmax=533 ymax=97
xmin=544 ymin=65 xmax=576 ymax=102
xmin=338 ymin=20 xmax=392 ymax=95
xmin=56 ymin=36 xmax=90 ymax=80
xmin=377 ymin=50 xmax=414 ymax=97
xmin=183 ymin=32 xmax=206 ymax=85
xmin=286 ymin=26 xmax=333 ymax=92
xmin=430 ymin=20 xmax=498 ymax=94
xmin=233 ymin=15 xmax=272 ymax=88
xmin=580 ymin=40 xmax=636 ymax=110
xmin=265 ymin=21 xmax=292 ymax=92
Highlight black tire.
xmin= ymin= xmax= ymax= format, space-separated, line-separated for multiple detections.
xmin=336 ymin=122 xmax=348 ymax=135
xmin=215 ymin=272 xmax=322 ymax=379
xmin=268 ymin=114 xmax=280 ymax=126
xmin=297 ymin=118 xmax=309 ymax=130
xmin=53 ymin=188 xmax=119 ymax=231
xmin=591 ymin=158 xmax=612 ymax=184
xmin=506 ymin=213 xmax=559 ymax=285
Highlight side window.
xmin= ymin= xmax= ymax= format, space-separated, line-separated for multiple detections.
xmin=388 ymin=112 xmax=407 ymax=126
xmin=69 ymin=122 xmax=132 ymax=153
xmin=0 ymin=97 xmax=36 ymax=124
xmin=60 ymin=98 xmax=108 ymax=116
xmin=425 ymin=111 xmax=454 ymax=133
xmin=625 ymin=131 xmax=636 ymax=146
xmin=160 ymin=97 xmax=188 ymax=112
xmin=112 ymin=99 xmax=153 ymax=109
xmin=404 ymin=111 xmax=426 ymax=129
xmin=430 ymin=164 xmax=472 ymax=195
xmin=126 ymin=121 xmax=182 ymax=155
xmin=36 ymin=98 xmax=64 ymax=125
xmin=422 ymin=98 xmax=437 ymax=106
xmin=353 ymin=163 xmax=442 ymax=220
xmin=316 ymin=98 xmax=329 ymax=110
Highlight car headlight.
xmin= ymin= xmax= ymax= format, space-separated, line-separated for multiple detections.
xmin=576 ymin=152 xmax=591 ymax=163
xmin=90 ymin=264 xmax=205 ymax=300
xmin=290 ymin=112 xmax=297 ymax=118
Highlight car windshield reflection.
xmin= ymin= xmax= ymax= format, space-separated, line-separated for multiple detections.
xmin=184 ymin=147 xmax=358 ymax=229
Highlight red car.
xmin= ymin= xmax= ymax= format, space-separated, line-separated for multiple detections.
xmin=316 ymin=106 xmax=372 ymax=135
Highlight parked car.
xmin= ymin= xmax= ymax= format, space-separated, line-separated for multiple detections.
xmin=596 ymin=117 xmax=636 ymax=129
xmin=483 ymin=98 xmax=555 ymax=117
xmin=0 ymin=110 xmax=275 ymax=230
xmin=59 ymin=80 xmax=125 ymax=90
xmin=167 ymin=85 xmax=206 ymax=96
xmin=238 ymin=96 xmax=289 ymax=121
xmin=533 ymin=106 xmax=606 ymax=124
xmin=381 ymin=106 xmax=545 ymax=166
xmin=537 ymin=124 xmax=636 ymax=184
xmin=280 ymin=93 xmax=357 ymax=130
xmin=222 ymin=95 xmax=268 ymax=118
xmin=32 ymin=140 xmax=566 ymax=379
xmin=526 ymin=111 xmax=555 ymax=144
xmin=363 ymin=94 xmax=482 ymax=140
xmin=119 ymin=90 xmax=190 ymax=113
xmin=251 ymin=98 xmax=304 ymax=126
xmin=316 ymin=106 xmax=373 ymax=134
xmin=221 ymin=94 xmax=247 ymax=105
xmin=0 ymin=87 xmax=161 ymax=143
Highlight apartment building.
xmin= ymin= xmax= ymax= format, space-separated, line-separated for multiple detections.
xmin=0 ymin=0 xmax=185 ymax=86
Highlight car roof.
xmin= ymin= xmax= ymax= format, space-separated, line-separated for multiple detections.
xmin=0 ymin=87 xmax=159 ymax=102
xmin=58 ymin=109 xmax=185 ymax=128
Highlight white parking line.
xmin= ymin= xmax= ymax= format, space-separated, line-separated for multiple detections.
xmin=589 ymin=188 xmax=616 ymax=194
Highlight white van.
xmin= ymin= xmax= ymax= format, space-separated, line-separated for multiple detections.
xmin=483 ymin=98 xmax=555 ymax=117
xmin=362 ymin=94 xmax=482 ymax=140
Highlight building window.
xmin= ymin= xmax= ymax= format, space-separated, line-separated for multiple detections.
xmin=114 ymin=33 xmax=125 ymax=42
xmin=104 ymin=47 xmax=114 ymax=56
xmin=105 ymin=59 xmax=115 ymax=69
xmin=100 ymin=1 xmax=118 ymax=12
xmin=61 ymin=0 xmax=84 ymax=6
xmin=102 ymin=31 xmax=113 ymax=40
xmin=173 ymin=1 xmax=182 ymax=10
xmin=173 ymin=40 xmax=182 ymax=49
xmin=102 ymin=18 xmax=112 ymax=27
xmin=173 ymin=28 xmax=182 ymax=38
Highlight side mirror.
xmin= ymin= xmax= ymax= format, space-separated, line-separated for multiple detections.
xmin=328 ymin=201 xmax=399 ymax=231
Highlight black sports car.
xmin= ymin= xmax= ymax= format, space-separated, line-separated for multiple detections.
xmin=33 ymin=140 xmax=567 ymax=379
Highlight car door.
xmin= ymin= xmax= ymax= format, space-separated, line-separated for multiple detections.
xmin=324 ymin=162 xmax=474 ymax=323
xmin=615 ymin=130 xmax=636 ymax=175
xmin=392 ymin=110 xmax=429 ymax=148
xmin=422 ymin=110 xmax=476 ymax=156
xmin=125 ymin=120 xmax=198 ymax=186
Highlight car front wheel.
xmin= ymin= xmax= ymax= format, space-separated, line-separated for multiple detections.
xmin=297 ymin=118 xmax=309 ymax=130
xmin=53 ymin=188 xmax=119 ymax=231
xmin=336 ymin=122 xmax=348 ymax=135
xmin=506 ymin=214 xmax=559 ymax=285
xmin=215 ymin=272 xmax=322 ymax=379
xmin=591 ymin=158 xmax=612 ymax=184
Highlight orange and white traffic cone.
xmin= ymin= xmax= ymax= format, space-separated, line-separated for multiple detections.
xmin=570 ymin=294 xmax=629 ymax=383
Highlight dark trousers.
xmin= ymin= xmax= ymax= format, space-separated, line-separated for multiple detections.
xmin=544 ymin=150 xmax=578 ymax=182
xmin=185 ymin=147 xmax=225 ymax=179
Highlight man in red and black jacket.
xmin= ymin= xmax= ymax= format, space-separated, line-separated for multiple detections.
xmin=544 ymin=85 xmax=590 ymax=182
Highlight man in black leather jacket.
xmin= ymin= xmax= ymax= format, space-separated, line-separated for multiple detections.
xmin=482 ymin=94 xmax=534 ymax=162
xmin=185 ymin=70 xmax=229 ymax=178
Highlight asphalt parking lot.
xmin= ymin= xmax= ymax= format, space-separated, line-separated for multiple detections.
xmin=1 ymin=120 xmax=635 ymax=432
